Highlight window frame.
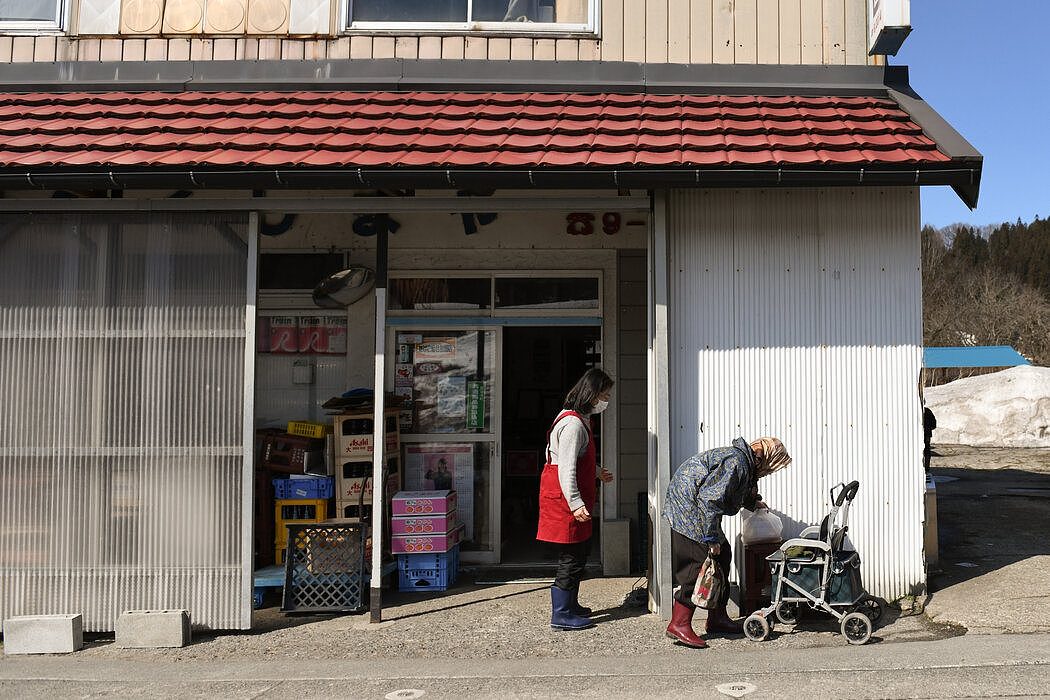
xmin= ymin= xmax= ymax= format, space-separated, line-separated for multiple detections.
xmin=343 ymin=0 xmax=600 ymax=36
xmin=0 ymin=0 xmax=67 ymax=32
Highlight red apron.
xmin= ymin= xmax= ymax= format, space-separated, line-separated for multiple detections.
xmin=536 ymin=410 xmax=597 ymax=544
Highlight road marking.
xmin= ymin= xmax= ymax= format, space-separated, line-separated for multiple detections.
xmin=385 ymin=690 xmax=425 ymax=700
xmin=716 ymin=681 xmax=757 ymax=697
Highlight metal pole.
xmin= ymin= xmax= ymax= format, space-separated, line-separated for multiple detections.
xmin=369 ymin=216 xmax=389 ymax=623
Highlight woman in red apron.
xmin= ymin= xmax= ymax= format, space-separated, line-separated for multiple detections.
xmin=536 ymin=368 xmax=614 ymax=630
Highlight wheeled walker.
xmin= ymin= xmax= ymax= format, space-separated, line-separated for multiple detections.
xmin=743 ymin=480 xmax=882 ymax=645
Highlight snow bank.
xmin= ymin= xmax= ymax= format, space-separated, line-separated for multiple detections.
xmin=924 ymin=365 xmax=1050 ymax=447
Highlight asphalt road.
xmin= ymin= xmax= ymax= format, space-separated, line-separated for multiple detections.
xmin=2 ymin=631 xmax=1049 ymax=699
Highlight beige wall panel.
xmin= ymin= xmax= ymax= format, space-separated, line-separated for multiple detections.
xmin=465 ymin=36 xmax=487 ymax=59
xmin=533 ymin=37 xmax=555 ymax=60
xmin=556 ymin=0 xmax=588 ymax=22
xmin=121 ymin=37 xmax=145 ymax=60
xmin=32 ymin=36 xmax=57 ymax=61
xmin=600 ymin=0 xmax=624 ymax=61
xmin=372 ymin=36 xmax=395 ymax=58
xmin=712 ymin=0 xmax=733 ymax=63
xmin=79 ymin=0 xmax=121 ymax=34
xmin=622 ymin=0 xmax=645 ymax=62
xmin=666 ymin=0 xmax=689 ymax=64
xmin=555 ymin=38 xmax=579 ymax=60
xmin=99 ymin=38 xmax=123 ymax=60
xmin=76 ymin=39 xmax=102 ymax=61
xmin=328 ymin=36 xmax=349 ymax=59
xmin=800 ymin=0 xmax=822 ymax=63
xmin=689 ymin=0 xmax=712 ymax=63
xmin=488 ymin=37 xmax=511 ymax=60
xmin=256 ymin=37 xmax=281 ymax=57
xmin=578 ymin=38 xmax=599 ymax=60
xmin=213 ymin=37 xmax=237 ymax=58
xmin=644 ymin=0 xmax=667 ymax=63
xmin=395 ymin=36 xmax=419 ymax=59
xmin=280 ymin=39 xmax=303 ymax=58
xmin=168 ymin=37 xmax=191 ymax=59
xmin=163 ymin=0 xmax=205 ymax=33
xmin=120 ymin=0 xmax=164 ymax=34
xmin=349 ymin=35 xmax=372 ymax=58
xmin=778 ymin=0 xmax=801 ymax=63
xmin=756 ymin=0 xmax=778 ymax=63
xmin=844 ymin=0 xmax=867 ymax=64
xmin=288 ymin=0 xmax=330 ymax=35
xmin=145 ymin=37 xmax=167 ymax=59
xmin=822 ymin=0 xmax=845 ymax=64
xmin=510 ymin=37 xmax=533 ymax=59
xmin=246 ymin=0 xmax=290 ymax=34
xmin=0 ymin=37 xmax=12 ymax=63
xmin=56 ymin=37 xmax=76 ymax=61
xmin=191 ymin=38 xmax=214 ymax=59
xmin=305 ymin=39 xmax=327 ymax=59
xmin=734 ymin=0 xmax=757 ymax=63
xmin=441 ymin=36 xmax=465 ymax=59
xmin=204 ymin=0 xmax=248 ymax=34
xmin=418 ymin=36 xmax=442 ymax=59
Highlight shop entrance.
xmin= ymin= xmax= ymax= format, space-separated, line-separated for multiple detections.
xmin=500 ymin=326 xmax=602 ymax=565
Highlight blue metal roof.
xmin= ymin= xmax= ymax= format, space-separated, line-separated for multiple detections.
xmin=923 ymin=346 xmax=1030 ymax=369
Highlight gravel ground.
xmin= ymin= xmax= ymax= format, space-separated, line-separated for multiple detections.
xmin=70 ymin=575 xmax=956 ymax=662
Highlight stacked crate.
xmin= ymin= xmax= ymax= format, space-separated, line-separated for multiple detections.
xmin=332 ymin=410 xmax=402 ymax=522
xmin=273 ymin=476 xmax=334 ymax=565
xmin=393 ymin=490 xmax=465 ymax=592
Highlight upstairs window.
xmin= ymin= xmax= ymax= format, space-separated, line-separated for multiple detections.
xmin=0 ymin=0 xmax=64 ymax=29
xmin=348 ymin=0 xmax=596 ymax=33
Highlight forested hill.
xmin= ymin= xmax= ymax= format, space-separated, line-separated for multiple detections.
xmin=922 ymin=215 xmax=1050 ymax=370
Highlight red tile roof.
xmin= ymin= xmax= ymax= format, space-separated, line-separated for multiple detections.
xmin=0 ymin=91 xmax=951 ymax=170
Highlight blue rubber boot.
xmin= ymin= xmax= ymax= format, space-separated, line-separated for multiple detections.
xmin=569 ymin=584 xmax=592 ymax=616
xmin=550 ymin=586 xmax=595 ymax=630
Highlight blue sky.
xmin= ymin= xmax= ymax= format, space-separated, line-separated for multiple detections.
xmin=893 ymin=1 xmax=1050 ymax=228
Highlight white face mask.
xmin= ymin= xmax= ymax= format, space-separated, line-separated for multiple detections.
xmin=592 ymin=399 xmax=609 ymax=414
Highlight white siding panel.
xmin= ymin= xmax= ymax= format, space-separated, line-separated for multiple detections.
xmin=668 ymin=188 xmax=924 ymax=601
xmin=0 ymin=213 xmax=250 ymax=632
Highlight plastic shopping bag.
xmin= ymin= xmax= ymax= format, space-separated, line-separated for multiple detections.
xmin=741 ymin=506 xmax=783 ymax=544
xmin=690 ymin=554 xmax=724 ymax=610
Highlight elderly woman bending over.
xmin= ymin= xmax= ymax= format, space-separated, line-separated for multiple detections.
xmin=662 ymin=437 xmax=792 ymax=649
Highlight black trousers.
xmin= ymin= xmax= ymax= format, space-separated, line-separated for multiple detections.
xmin=553 ymin=539 xmax=591 ymax=590
xmin=672 ymin=530 xmax=732 ymax=609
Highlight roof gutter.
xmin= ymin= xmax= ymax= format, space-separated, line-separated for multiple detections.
xmin=0 ymin=165 xmax=981 ymax=201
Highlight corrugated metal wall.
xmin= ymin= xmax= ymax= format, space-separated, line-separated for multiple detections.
xmin=668 ymin=188 xmax=925 ymax=600
xmin=0 ymin=212 xmax=251 ymax=631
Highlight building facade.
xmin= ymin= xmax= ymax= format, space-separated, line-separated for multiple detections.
xmin=0 ymin=0 xmax=980 ymax=630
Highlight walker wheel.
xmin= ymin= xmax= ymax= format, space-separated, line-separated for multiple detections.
xmin=775 ymin=601 xmax=801 ymax=625
xmin=841 ymin=611 xmax=872 ymax=645
xmin=860 ymin=598 xmax=883 ymax=623
xmin=743 ymin=613 xmax=770 ymax=642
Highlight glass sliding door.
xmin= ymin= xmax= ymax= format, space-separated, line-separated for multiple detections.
xmin=391 ymin=327 xmax=501 ymax=563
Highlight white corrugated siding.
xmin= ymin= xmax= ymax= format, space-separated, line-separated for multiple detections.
xmin=668 ymin=188 xmax=925 ymax=600
xmin=0 ymin=213 xmax=250 ymax=631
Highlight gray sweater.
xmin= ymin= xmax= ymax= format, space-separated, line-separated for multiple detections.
xmin=547 ymin=411 xmax=591 ymax=512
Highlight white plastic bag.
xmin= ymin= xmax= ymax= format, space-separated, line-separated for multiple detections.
xmin=741 ymin=507 xmax=783 ymax=544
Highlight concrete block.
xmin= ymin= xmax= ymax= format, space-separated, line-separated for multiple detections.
xmin=602 ymin=518 xmax=631 ymax=576
xmin=3 ymin=614 xmax=84 ymax=655
xmin=116 ymin=609 xmax=191 ymax=649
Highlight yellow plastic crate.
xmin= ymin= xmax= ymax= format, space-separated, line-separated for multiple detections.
xmin=286 ymin=420 xmax=332 ymax=439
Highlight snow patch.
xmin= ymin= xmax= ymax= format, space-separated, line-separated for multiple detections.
xmin=925 ymin=366 xmax=1050 ymax=447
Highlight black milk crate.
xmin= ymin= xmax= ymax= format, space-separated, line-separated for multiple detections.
xmin=281 ymin=522 xmax=367 ymax=613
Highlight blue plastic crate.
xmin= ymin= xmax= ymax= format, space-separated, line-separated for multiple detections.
xmin=273 ymin=476 xmax=333 ymax=500
xmin=397 ymin=545 xmax=459 ymax=592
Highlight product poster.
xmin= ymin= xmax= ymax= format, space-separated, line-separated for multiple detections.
xmin=415 ymin=337 xmax=457 ymax=362
xmin=404 ymin=443 xmax=475 ymax=540
xmin=466 ymin=380 xmax=485 ymax=429
xmin=437 ymin=376 xmax=467 ymax=423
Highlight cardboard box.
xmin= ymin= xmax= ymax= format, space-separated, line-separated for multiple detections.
xmin=392 ymin=490 xmax=457 ymax=516
xmin=391 ymin=511 xmax=457 ymax=535
xmin=391 ymin=525 xmax=464 ymax=554
xmin=336 ymin=473 xmax=400 ymax=504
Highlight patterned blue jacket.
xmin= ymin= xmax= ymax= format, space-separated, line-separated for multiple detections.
xmin=662 ymin=438 xmax=760 ymax=544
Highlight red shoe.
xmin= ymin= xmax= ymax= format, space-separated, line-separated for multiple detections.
xmin=665 ymin=600 xmax=708 ymax=648
xmin=705 ymin=605 xmax=744 ymax=635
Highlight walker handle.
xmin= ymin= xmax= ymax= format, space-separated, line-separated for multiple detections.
xmin=835 ymin=480 xmax=860 ymax=506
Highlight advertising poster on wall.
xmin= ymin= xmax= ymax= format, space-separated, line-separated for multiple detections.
xmin=404 ymin=443 xmax=474 ymax=540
